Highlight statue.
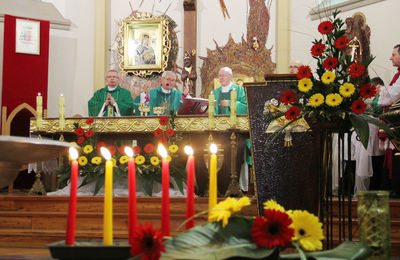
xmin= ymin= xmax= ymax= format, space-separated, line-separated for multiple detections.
xmin=344 ymin=12 xmax=371 ymax=65
xmin=181 ymin=50 xmax=197 ymax=95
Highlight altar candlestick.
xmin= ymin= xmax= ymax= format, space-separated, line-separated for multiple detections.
xmin=101 ymin=147 xmax=113 ymax=245
xmin=124 ymin=146 xmax=137 ymax=245
xmin=184 ymin=146 xmax=195 ymax=229
xmin=158 ymin=144 xmax=170 ymax=236
xmin=36 ymin=93 xmax=42 ymax=129
xmin=208 ymin=143 xmax=218 ymax=220
xmin=59 ymin=94 xmax=65 ymax=130
xmin=230 ymin=88 xmax=237 ymax=128
xmin=208 ymin=92 xmax=215 ymax=129
xmin=66 ymin=147 xmax=79 ymax=245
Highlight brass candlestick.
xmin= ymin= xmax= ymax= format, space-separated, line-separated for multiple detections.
xmin=224 ymin=131 xmax=243 ymax=197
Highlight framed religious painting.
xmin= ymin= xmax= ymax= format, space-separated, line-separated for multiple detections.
xmin=117 ymin=13 xmax=171 ymax=77
xmin=15 ymin=18 xmax=40 ymax=55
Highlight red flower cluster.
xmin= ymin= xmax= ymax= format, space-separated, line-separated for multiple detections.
xmin=360 ymin=83 xmax=377 ymax=99
xmin=285 ymin=106 xmax=300 ymax=120
xmin=323 ymin=57 xmax=338 ymax=70
xmin=144 ymin=143 xmax=155 ymax=154
xmin=334 ymin=36 xmax=349 ymax=49
xmin=296 ymin=66 xmax=312 ymax=79
xmin=351 ymin=100 xmax=367 ymax=114
xmin=133 ymin=146 xmax=141 ymax=155
xmin=251 ymin=209 xmax=294 ymax=249
xmin=311 ymin=43 xmax=325 ymax=56
xmin=165 ymin=128 xmax=175 ymax=137
xmin=159 ymin=116 xmax=169 ymax=126
xmin=130 ymin=223 xmax=165 ymax=260
xmin=318 ymin=21 xmax=334 ymax=34
xmin=74 ymin=118 xmax=95 ymax=144
xmin=281 ymin=90 xmax=296 ymax=105
xmin=154 ymin=128 xmax=163 ymax=138
xmin=348 ymin=62 xmax=365 ymax=78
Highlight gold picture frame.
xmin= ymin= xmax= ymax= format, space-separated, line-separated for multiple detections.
xmin=117 ymin=13 xmax=171 ymax=77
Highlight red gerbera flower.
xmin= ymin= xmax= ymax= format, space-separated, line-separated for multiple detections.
xmin=311 ymin=43 xmax=325 ymax=56
xmin=360 ymin=83 xmax=377 ymax=99
xmin=348 ymin=62 xmax=365 ymax=78
xmin=251 ymin=209 xmax=295 ymax=249
xmin=97 ymin=141 xmax=106 ymax=151
xmin=285 ymin=106 xmax=301 ymax=120
xmin=86 ymin=118 xmax=94 ymax=125
xmin=280 ymin=91 xmax=297 ymax=105
xmin=85 ymin=129 xmax=94 ymax=138
xmin=296 ymin=65 xmax=312 ymax=79
xmin=77 ymin=136 xmax=85 ymax=145
xmin=318 ymin=21 xmax=334 ymax=34
xmin=165 ymin=128 xmax=175 ymax=137
xmin=153 ymin=128 xmax=163 ymax=138
xmin=158 ymin=137 xmax=168 ymax=146
xmin=159 ymin=116 xmax=169 ymax=126
xmin=119 ymin=145 xmax=127 ymax=155
xmin=323 ymin=57 xmax=338 ymax=70
xmin=107 ymin=145 xmax=117 ymax=156
xmin=133 ymin=146 xmax=141 ymax=155
xmin=130 ymin=223 xmax=165 ymax=260
xmin=334 ymin=36 xmax=349 ymax=49
xmin=351 ymin=100 xmax=367 ymax=114
xmin=75 ymin=127 xmax=84 ymax=136
xmin=144 ymin=143 xmax=155 ymax=154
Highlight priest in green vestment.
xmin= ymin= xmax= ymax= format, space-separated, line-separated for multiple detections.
xmin=88 ymin=70 xmax=134 ymax=117
xmin=141 ymin=71 xmax=189 ymax=115
xmin=213 ymin=67 xmax=248 ymax=115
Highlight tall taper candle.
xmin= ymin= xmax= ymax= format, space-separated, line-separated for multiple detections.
xmin=208 ymin=92 xmax=215 ymax=129
xmin=208 ymin=143 xmax=218 ymax=220
xmin=158 ymin=144 xmax=170 ymax=236
xmin=184 ymin=146 xmax=195 ymax=229
xmin=101 ymin=147 xmax=113 ymax=245
xmin=59 ymin=94 xmax=65 ymax=130
xmin=124 ymin=146 xmax=137 ymax=245
xmin=36 ymin=93 xmax=42 ymax=128
xmin=230 ymin=88 xmax=237 ymax=128
xmin=65 ymin=147 xmax=79 ymax=245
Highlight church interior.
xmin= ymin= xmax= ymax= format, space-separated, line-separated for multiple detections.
xmin=0 ymin=0 xmax=399 ymax=259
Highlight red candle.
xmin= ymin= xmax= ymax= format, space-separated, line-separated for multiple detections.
xmin=124 ymin=147 xmax=137 ymax=245
xmin=184 ymin=146 xmax=195 ymax=229
xmin=66 ymin=147 xmax=79 ymax=245
xmin=158 ymin=144 xmax=170 ymax=236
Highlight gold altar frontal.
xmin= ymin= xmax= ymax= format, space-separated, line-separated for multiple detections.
xmin=29 ymin=115 xmax=251 ymax=197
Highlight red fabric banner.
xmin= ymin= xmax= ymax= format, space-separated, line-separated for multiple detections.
xmin=1 ymin=14 xmax=50 ymax=115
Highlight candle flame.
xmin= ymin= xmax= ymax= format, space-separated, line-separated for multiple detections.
xmin=210 ymin=143 xmax=218 ymax=154
xmin=157 ymin=144 xmax=168 ymax=159
xmin=60 ymin=93 xmax=64 ymax=96
xmin=184 ymin=145 xmax=194 ymax=155
xmin=124 ymin=146 xmax=134 ymax=157
xmin=100 ymin=147 xmax=112 ymax=160
xmin=38 ymin=92 xmax=41 ymax=96
xmin=69 ymin=147 xmax=79 ymax=160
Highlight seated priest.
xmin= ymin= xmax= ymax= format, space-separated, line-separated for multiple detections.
xmin=88 ymin=69 xmax=134 ymax=117
xmin=138 ymin=71 xmax=189 ymax=115
xmin=213 ymin=67 xmax=247 ymax=115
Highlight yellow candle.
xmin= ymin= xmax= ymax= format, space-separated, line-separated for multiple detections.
xmin=101 ymin=147 xmax=113 ymax=245
xmin=230 ymin=88 xmax=237 ymax=128
xmin=208 ymin=93 xmax=215 ymax=129
xmin=59 ymin=94 xmax=65 ymax=130
xmin=36 ymin=93 xmax=42 ymax=129
xmin=208 ymin=143 xmax=218 ymax=220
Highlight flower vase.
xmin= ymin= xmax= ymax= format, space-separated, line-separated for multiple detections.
xmin=357 ymin=191 xmax=391 ymax=259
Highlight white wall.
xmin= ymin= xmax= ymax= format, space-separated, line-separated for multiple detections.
xmin=290 ymin=0 xmax=400 ymax=85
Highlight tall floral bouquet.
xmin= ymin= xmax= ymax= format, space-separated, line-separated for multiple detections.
xmin=266 ymin=11 xmax=394 ymax=148
xmin=128 ymin=197 xmax=370 ymax=260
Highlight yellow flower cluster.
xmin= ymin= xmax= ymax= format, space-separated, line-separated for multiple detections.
xmin=208 ymin=197 xmax=251 ymax=227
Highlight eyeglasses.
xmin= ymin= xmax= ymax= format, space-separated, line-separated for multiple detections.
xmin=163 ymin=77 xmax=176 ymax=82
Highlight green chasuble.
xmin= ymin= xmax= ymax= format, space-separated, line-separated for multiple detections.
xmin=88 ymin=85 xmax=134 ymax=117
xmin=147 ymin=85 xmax=183 ymax=115
xmin=213 ymin=84 xmax=248 ymax=115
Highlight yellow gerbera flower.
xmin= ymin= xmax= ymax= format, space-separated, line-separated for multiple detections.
xmin=167 ymin=155 xmax=172 ymax=162
xmin=309 ymin=93 xmax=324 ymax=107
xmin=135 ymin=155 xmax=145 ymax=165
xmin=209 ymin=197 xmax=250 ymax=227
xmin=119 ymin=155 xmax=129 ymax=164
xmin=169 ymin=144 xmax=179 ymax=153
xmin=321 ymin=71 xmax=336 ymax=84
xmin=83 ymin=144 xmax=93 ymax=154
xmin=232 ymin=196 xmax=251 ymax=212
xmin=111 ymin=158 xmax=117 ymax=166
xmin=91 ymin=156 xmax=102 ymax=165
xmin=290 ymin=210 xmax=324 ymax=251
xmin=298 ymin=78 xmax=313 ymax=93
xmin=325 ymin=93 xmax=343 ymax=107
xmin=78 ymin=156 xmax=88 ymax=166
xmin=150 ymin=156 xmax=160 ymax=166
xmin=70 ymin=141 xmax=78 ymax=146
xmin=339 ymin=83 xmax=355 ymax=97
xmin=263 ymin=199 xmax=285 ymax=212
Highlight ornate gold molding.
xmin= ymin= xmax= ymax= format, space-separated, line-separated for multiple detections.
xmin=30 ymin=116 xmax=249 ymax=134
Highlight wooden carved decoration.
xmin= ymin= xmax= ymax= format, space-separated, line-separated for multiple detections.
xmin=344 ymin=12 xmax=371 ymax=65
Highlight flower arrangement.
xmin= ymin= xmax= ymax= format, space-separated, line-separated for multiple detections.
xmin=58 ymin=116 xmax=186 ymax=196
xmin=128 ymin=197 xmax=370 ymax=260
xmin=266 ymin=11 xmax=394 ymax=148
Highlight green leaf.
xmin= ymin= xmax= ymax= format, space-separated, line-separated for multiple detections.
xmin=93 ymin=175 xmax=105 ymax=195
xmin=349 ymin=113 xmax=370 ymax=149
xmin=161 ymin=217 xmax=275 ymax=260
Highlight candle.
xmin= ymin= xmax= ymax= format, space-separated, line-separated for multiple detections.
xmin=208 ymin=92 xmax=215 ymax=129
xmin=59 ymin=94 xmax=65 ymax=130
xmin=208 ymin=143 xmax=218 ymax=220
xmin=230 ymin=88 xmax=237 ymax=128
xmin=101 ymin=147 xmax=113 ymax=245
xmin=66 ymin=147 xmax=79 ymax=245
xmin=36 ymin=93 xmax=42 ymax=129
xmin=158 ymin=144 xmax=170 ymax=236
xmin=184 ymin=146 xmax=195 ymax=229
xmin=124 ymin=146 xmax=137 ymax=245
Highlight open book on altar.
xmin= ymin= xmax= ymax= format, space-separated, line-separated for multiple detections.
xmin=177 ymin=97 xmax=209 ymax=115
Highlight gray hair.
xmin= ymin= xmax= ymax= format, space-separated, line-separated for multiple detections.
xmin=219 ymin=67 xmax=233 ymax=75
xmin=105 ymin=69 xmax=120 ymax=77
xmin=162 ymin=70 xmax=176 ymax=79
